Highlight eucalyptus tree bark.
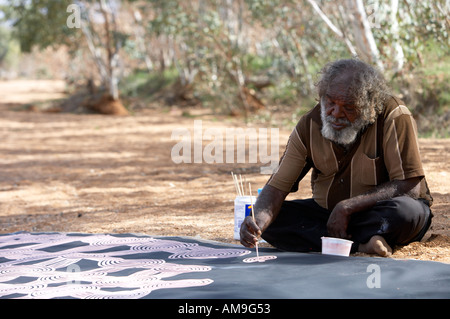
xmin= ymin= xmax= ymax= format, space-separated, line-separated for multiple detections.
xmin=80 ymin=20 xmax=109 ymax=89
xmin=132 ymin=8 xmax=154 ymax=72
xmin=306 ymin=0 xmax=358 ymax=56
xmin=77 ymin=0 xmax=128 ymax=115
xmin=98 ymin=0 xmax=120 ymax=100
xmin=80 ymin=0 xmax=122 ymax=101
xmin=344 ymin=0 xmax=384 ymax=70
xmin=218 ymin=0 xmax=253 ymax=117
xmin=388 ymin=0 xmax=405 ymax=73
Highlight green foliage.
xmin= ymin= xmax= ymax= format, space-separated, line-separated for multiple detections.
xmin=120 ymin=68 xmax=179 ymax=98
xmin=243 ymin=54 xmax=273 ymax=74
xmin=0 ymin=26 xmax=21 ymax=71
xmin=1 ymin=0 xmax=79 ymax=52
xmin=389 ymin=52 xmax=449 ymax=137
xmin=2 ymin=0 xmax=448 ymax=135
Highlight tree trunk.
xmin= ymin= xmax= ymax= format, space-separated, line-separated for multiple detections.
xmin=344 ymin=0 xmax=383 ymax=70
xmin=132 ymin=9 xmax=154 ymax=72
xmin=78 ymin=1 xmax=128 ymax=115
xmin=306 ymin=0 xmax=358 ymax=56
xmin=99 ymin=0 xmax=120 ymax=100
xmin=389 ymin=0 xmax=405 ymax=74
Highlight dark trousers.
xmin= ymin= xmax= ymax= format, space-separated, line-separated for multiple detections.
xmin=261 ymin=196 xmax=432 ymax=253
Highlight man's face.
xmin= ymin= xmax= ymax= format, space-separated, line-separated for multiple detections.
xmin=322 ymin=93 xmax=359 ymax=128
xmin=320 ymin=82 xmax=366 ymax=146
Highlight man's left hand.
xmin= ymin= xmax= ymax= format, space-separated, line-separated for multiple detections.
xmin=326 ymin=201 xmax=352 ymax=239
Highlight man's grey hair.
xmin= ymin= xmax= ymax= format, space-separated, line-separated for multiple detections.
xmin=316 ymin=58 xmax=390 ymax=124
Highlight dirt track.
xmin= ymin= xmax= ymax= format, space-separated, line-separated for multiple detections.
xmin=0 ymin=80 xmax=449 ymax=263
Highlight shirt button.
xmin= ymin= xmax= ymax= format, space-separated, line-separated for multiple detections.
xmin=340 ymin=178 xmax=344 ymax=183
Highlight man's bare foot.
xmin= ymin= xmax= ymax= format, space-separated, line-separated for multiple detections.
xmin=358 ymin=235 xmax=392 ymax=257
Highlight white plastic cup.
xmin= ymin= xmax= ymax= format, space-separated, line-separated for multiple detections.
xmin=321 ymin=237 xmax=353 ymax=257
xmin=234 ymin=196 xmax=256 ymax=240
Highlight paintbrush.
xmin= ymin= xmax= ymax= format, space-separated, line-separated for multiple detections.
xmin=231 ymin=172 xmax=243 ymax=196
xmin=249 ymin=183 xmax=259 ymax=259
xmin=231 ymin=172 xmax=240 ymax=195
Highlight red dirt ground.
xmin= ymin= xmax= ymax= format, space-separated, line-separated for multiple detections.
xmin=0 ymin=80 xmax=449 ymax=263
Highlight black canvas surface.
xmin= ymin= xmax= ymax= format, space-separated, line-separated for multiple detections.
xmin=0 ymin=232 xmax=449 ymax=299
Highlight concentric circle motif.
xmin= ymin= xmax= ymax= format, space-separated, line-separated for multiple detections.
xmin=0 ymin=233 xmax=250 ymax=299
xmin=130 ymin=241 xmax=198 ymax=251
xmin=242 ymin=255 xmax=277 ymax=263
xmin=168 ymin=248 xmax=251 ymax=259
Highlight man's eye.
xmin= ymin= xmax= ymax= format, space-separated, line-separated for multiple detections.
xmin=344 ymin=107 xmax=355 ymax=113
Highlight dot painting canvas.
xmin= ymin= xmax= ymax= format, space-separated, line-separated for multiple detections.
xmin=0 ymin=232 xmax=449 ymax=299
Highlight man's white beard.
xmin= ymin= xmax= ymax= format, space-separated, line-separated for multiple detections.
xmin=320 ymin=98 xmax=368 ymax=147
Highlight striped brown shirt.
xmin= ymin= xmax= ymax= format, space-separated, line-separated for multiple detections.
xmin=268 ymin=96 xmax=433 ymax=210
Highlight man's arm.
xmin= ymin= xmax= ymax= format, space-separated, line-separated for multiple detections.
xmin=327 ymin=176 xmax=422 ymax=239
xmin=240 ymin=184 xmax=288 ymax=248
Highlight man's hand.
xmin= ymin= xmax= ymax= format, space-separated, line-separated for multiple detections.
xmin=239 ymin=216 xmax=262 ymax=248
xmin=239 ymin=184 xmax=288 ymax=248
xmin=326 ymin=177 xmax=422 ymax=239
xmin=326 ymin=201 xmax=352 ymax=239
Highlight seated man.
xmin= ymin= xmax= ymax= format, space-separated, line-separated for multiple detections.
xmin=240 ymin=58 xmax=433 ymax=257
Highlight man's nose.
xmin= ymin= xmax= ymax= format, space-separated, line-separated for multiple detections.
xmin=330 ymin=105 xmax=345 ymax=118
